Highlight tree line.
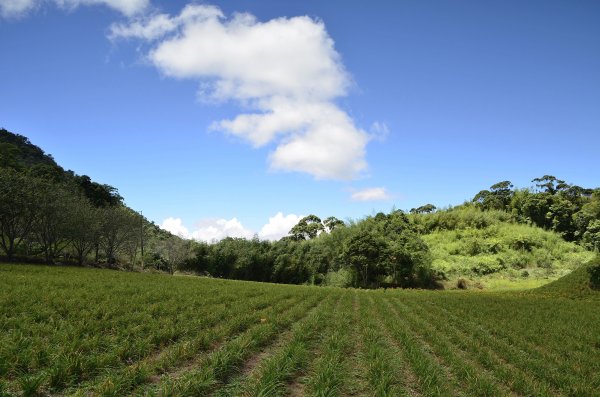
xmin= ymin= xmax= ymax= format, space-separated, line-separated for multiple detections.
xmin=468 ymin=175 xmax=600 ymax=250
xmin=178 ymin=212 xmax=438 ymax=289
xmin=1 ymin=129 xmax=598 ymax=288
xmin=0 ymin=129 xmax=189 ymax=270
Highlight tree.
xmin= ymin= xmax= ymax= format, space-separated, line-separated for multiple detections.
xmin=532 ymin=175 xmax=566 ymax=195
xmin=343 ymin=230 xmax=386 ymax=287
xmin=0 ymin=169 xmax=41 ymax=261
xmin=323 ymin=216 xmax=345 ymax=233
xmin=410 ymin=204 xmax=437 ymax=214
xmin=160 ymin=236 xmax=193 ymax=275
xmin=583 ymin=220 xmax=600 ymax=252
xmin=74 ymin=175 xmax=123 ymax=208
xmin=473 ymin=181 xmax=513 ymax=210
xmin=0 ymin=142 xmax=22 ymax=169
xmin=99 ymin=206 xmax=138 ymax=264
xmin=289 ymin=215 xmax=324 ymax=240
xmin=69 ymin=196 xmax=101 ymax=266
xmin=33 ymin=183 xmax=76 ymax=263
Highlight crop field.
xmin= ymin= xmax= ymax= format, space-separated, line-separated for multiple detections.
xmin=1 ymin=264 xmax=599 ymax=396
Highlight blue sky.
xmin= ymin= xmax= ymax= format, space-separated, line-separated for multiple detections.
xmin=1 ymin=0 xmax=599 ymax=241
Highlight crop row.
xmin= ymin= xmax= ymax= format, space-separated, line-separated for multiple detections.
xmin=1 ymin=265 xmax=599 ymax=396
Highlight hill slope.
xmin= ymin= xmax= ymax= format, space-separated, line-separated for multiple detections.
xmin=535 ymin=256 xmax=600 ymax=298
xmin=417 ymin=207 xmax=594 ymax=289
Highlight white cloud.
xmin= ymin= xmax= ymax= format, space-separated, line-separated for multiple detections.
xmin=160 ymin=212 xmax=302 ymax=243
xmin=190 ymin=218 xmax=254 ymax=242
xmin=258 ymin=212 xmax=303 ymax=241
xmin=110 ymin=4 xmax=371 ymax=180
xmin=0 ymin=0 xmax=148 ymax=18
xmin=370 ymin=121 xmax=389 ymax=142
xmin=351 ymin=187 xmax=391 ymax=202
xmin=0 ymin=0 xmax=36 ymax=16
xmin=160 ymin=217 xmax=189 ymax=237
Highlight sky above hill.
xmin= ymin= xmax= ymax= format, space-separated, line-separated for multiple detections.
xmin=1 ymin=0 xmax=599 ymax=241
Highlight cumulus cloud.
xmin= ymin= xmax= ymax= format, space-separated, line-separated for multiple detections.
xmin=110 ymin=4 xmax=370 ymax=180
xmin=0 ymin=0 xmax=148 ymax=18
xmin=258 ymin=212 xmax=303 ymax=241
xmin=160 ymin=212 xmax=301 ymax=243
xmin=351 ymin=187 xmax=391 ymax=202
xmin=160 ymin=217 xmax=189 ymax=237
xmin=190 ymin=218 xmax=254 ymax=242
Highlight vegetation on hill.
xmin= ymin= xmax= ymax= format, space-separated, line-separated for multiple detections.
xmin=408 ymin=206 xmax=593 ymax=288
xmin=535 ymin=255 xmax=600 ymax=297
xmin=0 ymin=128 xmax=182 ymax=269
xmin=1 ymin=128 xmax=598 ymax=289
xmin=0 ymin=264 xmax=599 ymax=396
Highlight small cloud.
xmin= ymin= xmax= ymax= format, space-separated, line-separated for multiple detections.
xmin=160 ymin=217 xmax=189 ymax=237
xmin=258 ymin=212 xmax=303 ymax=241
xmin=351 ymin=187 xmax=391 ymax=202
xmin=370 ymin=121 xmax=389 ymax=142
xmin=1 ymin=0 xmax=149 ymax=18
xmin=0 ymin=0 xmax=36 ymax=17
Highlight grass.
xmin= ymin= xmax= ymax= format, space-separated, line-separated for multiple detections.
xmin=423 ymin=222 xmax=594 ymax=289
xmin=1 ymin=263 xmax=599 ymax=396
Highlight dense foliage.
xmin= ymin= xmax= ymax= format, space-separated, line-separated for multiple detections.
xmin=412 ymin=207 xmax=593 ymax=283
xmin=1 ymin=128 xmax=598 ymax=289
xmin=0 ymin=129 xmax=182 ymax=268
xmin=180 ymin=212 xmax=436 ymax=288
xmin=469 ymin=175 xmax=600 ymax=247
xmin=0 ymin=264 xmax=598 ymax=396
xmin=588 ymin=256 xmax=600 ymax=290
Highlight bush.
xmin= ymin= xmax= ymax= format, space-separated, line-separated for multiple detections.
xmin=456 ymin=278 xmax=468 ymax=289
xmin=323 ymin=268 xmax=353 ymax=288
xmin=589 ymin=260 xmax=600 ymax=290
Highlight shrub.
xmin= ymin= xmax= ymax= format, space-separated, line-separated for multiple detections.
xmin=589 ymin=260 xmax=600 ymax=290
xmin=323 ymin=268 xmax=353 ymax=288
xmin=456 ymin=278 xmax=468 ymax=289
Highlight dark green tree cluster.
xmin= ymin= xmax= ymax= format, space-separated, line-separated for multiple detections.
xmin=470 ymin=175 xmax=599 ymax=247
xmin=180 ymin=212 xmax=436 ymax=288
xmin=0 ymin=128 xmax=182 ymax=267
xmin=589 ymin=260 xmax=600 ymax=290
xmin=0 ymin=167 xmax=143 ymax=265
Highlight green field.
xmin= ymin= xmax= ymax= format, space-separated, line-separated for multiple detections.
xmin=1 ymin=264 xmax=599 ymax=396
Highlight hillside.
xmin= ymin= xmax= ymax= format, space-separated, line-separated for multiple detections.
xmin=424 ymin=222 xmax=593 ymax=289
xmin=534 ymin=256 xmax=600 ymax=298
xmin=1 ymin=128 xmax=598 ymax=290
xmin=0 ymin=128 xmax=176 ymax=268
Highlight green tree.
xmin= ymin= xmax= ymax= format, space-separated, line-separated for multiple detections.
xmin=0 ymin=169 xmax=41 ymax=261
xmin=410 ymin=204 xmax=437 ymax=214
xmin=343 ymin=229 xmax=386 ymax=287
xmin=473 ymin=181 xmax=513 ymax=210
xmin=99 ymin=206 xmax=138 ymax=264
xmin=532 ymin=175 xmax=567 ymax=195
xmin=323 ymin=216 xmax=345 ymax=232
xmin=69 ymin=196 xmax=101 ymax=266
xmin=289 ymin=215 xmax=324 ymax=240
xmin=33 ymin=183 xmax=76 ymax=263
xmin=582 ymin=220 xmax=600 ymax=252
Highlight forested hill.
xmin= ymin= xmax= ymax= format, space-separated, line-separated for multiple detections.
xmin=0 ymin=129 xmax=58 ymax=168
xmin=0 ymin=128 xmax=178 ymax=268
xmin=1 ymin=128 xmax=598 ymax=290
xmin=0 ymin=128 xmax=122 ymax=207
